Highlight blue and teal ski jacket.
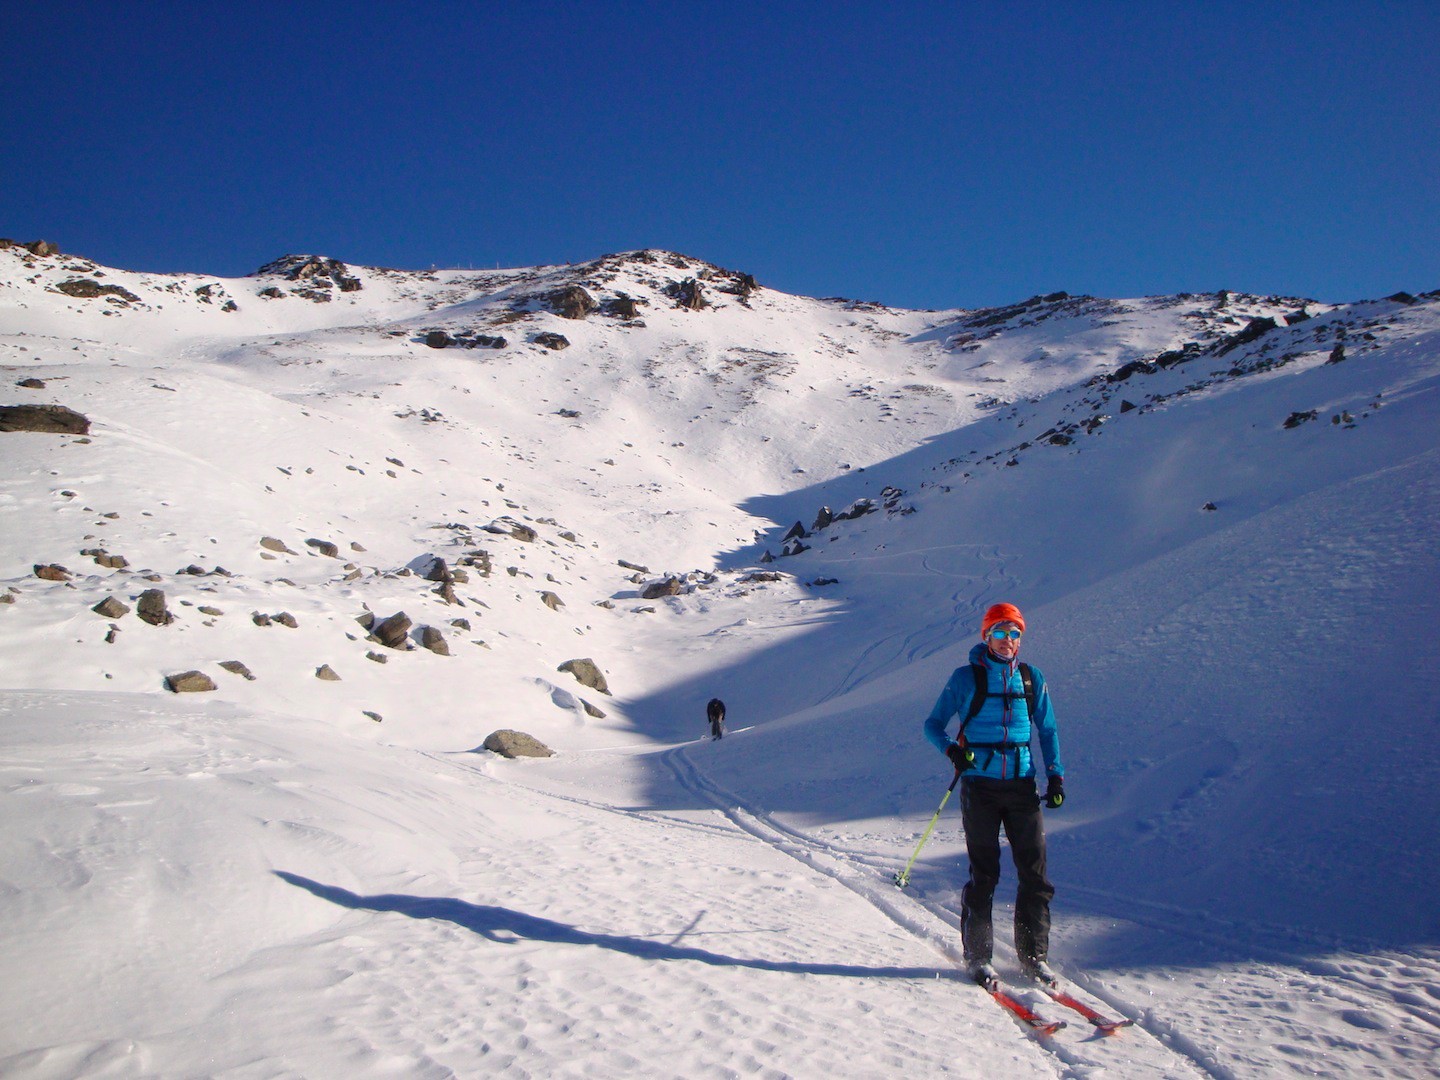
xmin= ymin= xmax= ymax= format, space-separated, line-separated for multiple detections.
xmin=924 ymin=643 xmax=1063 ymax=781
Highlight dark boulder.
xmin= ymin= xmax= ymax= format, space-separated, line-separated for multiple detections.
xmin=419 ymin=626 xmax=450 ymax=655
xmin=372 ymin=611 xmax=412 ymax=649
xmin=534 ymin=332 xmax=571 ymax=351
xmin=641 ymin=578 xmax=684 ymax=600
xmin=137 ymin=589 xmax=174 ymax=626
xmin=1 ymin=404 xmax=91 ymax=434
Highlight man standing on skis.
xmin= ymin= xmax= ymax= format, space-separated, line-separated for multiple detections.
xmin=924 ymin=602 xmax=1064 ymax=986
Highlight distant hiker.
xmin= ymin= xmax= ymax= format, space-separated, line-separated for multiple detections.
xmin=706 ymin=698 xmax=726 ymax=740
xmin=923 ymin=602 xmax=1064 ymax=986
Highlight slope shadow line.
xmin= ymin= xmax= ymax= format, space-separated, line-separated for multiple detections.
xmin=276 ymin=872 xmax=959 ymax=981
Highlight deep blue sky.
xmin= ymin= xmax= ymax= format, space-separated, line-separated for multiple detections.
xmin=4 ymin=1 xmax=1437 ymax=309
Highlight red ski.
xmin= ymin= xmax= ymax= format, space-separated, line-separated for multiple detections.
xmin=1038 ymin=984 xmax=1134 ymax=1034
xmin=982 ymin=979 xmax=1066 ymax=1035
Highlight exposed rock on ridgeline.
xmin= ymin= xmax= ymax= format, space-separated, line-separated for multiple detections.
xmin=548 ymin=285 xmax=598 ymax=320
xmin=256 ymin=255 xmax=362 ymax=294
xmin=55 ymin=279 xmax=142 ymax=304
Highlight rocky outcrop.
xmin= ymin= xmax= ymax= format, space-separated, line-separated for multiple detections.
xmin=548 ymin=286 xmax=598 ymax=320
xmin=1 ymin=405 xmax=91 ymax=434
xmin=669 ymin=278 xmax=708 ymax=311
xmin=55 ymin=279 xmax=141 ymax=303
xmin=257 ymin=255 xmax=362 ymax=293
xmin=533 ymin=332 xmax=570 ymax=351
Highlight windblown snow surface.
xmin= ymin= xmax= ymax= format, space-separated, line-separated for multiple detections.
xmin=2 ymin=245 xmax=1438 ymax=1078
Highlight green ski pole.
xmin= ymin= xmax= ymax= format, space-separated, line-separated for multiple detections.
xmin=893 ymin=770 xmax=961 ymax=888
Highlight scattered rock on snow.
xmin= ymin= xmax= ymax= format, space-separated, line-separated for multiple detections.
xmin=315 ymin=665 xmax=342 ymax=681
xmin=419 ymin=626 xmax=449 ymax=655
xmin=372 ymin=611 xmax=412 ymax=649
xmin=92 ymin=596 xmax=130 ymax=618
xmin=33 ymin=563 xmax=71 ymax=581
xmin=641 ymin=577 xmax=684 ymax=599
xmin=137 ymin=589 xmax=174 ymax=626
xmin=219 ymin=660 xmax=256 ymax=681
xmin=165 ymin=670 xmax=216 ymax=693
xmin=558 ymin=658 xmax=610 ymax=695
xmin=482 ymin=730 xmax=554 ymax=759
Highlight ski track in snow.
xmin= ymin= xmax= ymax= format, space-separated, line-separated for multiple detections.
xmin=653 ymin=741 xmax=1224 ymax=1080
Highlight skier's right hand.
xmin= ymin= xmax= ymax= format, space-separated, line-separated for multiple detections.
xmin=946 ymin=743 xmax=974 ymax=771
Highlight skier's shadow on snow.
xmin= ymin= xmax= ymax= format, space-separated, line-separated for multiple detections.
xmin=276 ymin=872 xmax=959 ymax=981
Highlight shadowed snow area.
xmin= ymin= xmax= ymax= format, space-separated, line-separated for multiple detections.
xmin=2 ymin=244 xmax=1437 ymax=1077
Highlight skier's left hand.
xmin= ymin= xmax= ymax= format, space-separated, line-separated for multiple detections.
xmin=1043 ymin=776 xmax=1065 ymax=809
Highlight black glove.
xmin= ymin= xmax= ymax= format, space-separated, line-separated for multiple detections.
xmin=946 ymin=743 xmax=974 ymax=771
xmin=1043 ymin=776 xmax=1065 ymax=809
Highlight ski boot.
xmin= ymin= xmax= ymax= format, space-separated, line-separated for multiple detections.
xmin=1021 ymin=958 xmax=1058 ymax=987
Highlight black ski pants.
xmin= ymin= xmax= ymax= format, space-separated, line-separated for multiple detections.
xmin=959 ymin=776 xmax=1054 ymax=967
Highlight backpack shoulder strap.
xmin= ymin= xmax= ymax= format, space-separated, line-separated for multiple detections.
xmin=1018 ymin=662 xmax=1037 ymax=717
xmin=962 ymin=662 xmax=988 ymax=731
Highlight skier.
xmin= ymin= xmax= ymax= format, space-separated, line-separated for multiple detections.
xmin=924 ymin=602 xmax=1064 ymax=986
xmin=706 ymin=697 xmax=726 ymax=740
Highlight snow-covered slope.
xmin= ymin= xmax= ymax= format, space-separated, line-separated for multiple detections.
xmin=2 ymin=239 xmax=1437 ymax=1077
